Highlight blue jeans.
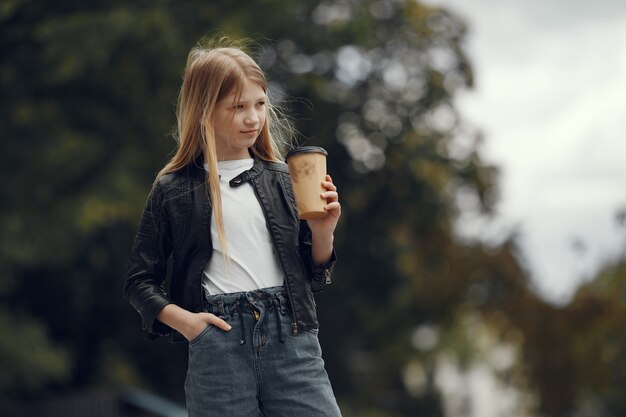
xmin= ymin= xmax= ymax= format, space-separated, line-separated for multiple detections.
xmin=184 ymin=286 xmax=342 ymax=417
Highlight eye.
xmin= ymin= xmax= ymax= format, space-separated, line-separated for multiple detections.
xmin=256 ymin=101 xmax=266 ymax=107
xmin=233 ymin=104 xmax=244 ymax=110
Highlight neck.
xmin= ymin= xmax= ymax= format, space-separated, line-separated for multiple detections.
xmin=216 ymin=148 xmax=253 ymax=162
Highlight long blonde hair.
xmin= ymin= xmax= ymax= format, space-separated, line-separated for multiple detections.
xmin=157 ymin=37 xmax=291 ymax=255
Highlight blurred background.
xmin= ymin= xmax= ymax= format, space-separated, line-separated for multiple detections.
xmin=1 ymin=0 xmax=625 ymax=416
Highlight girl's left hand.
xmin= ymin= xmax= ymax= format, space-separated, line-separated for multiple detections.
xmin=306 ymin=175 xmax=341 ymax=238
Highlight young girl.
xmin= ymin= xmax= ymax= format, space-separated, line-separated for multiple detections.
xmin=124 ymin=38 xmax=342 ymax=416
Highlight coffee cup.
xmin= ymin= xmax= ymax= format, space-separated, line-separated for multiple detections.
xmin=285 ymin=146 xmax=328 ymax=220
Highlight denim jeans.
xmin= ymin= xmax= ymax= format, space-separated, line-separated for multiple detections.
xmin=184 ymin=286 xmax=342 ymax=417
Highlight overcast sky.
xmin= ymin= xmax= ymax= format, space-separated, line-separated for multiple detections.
xmin=425 ymin=0 xmax=626 ymax=304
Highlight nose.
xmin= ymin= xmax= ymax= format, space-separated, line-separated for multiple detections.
xmin=244 ymin=109 xmax=259 ymax=126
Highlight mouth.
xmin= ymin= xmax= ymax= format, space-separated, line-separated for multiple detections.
xmin=242 ymin=129 xmax=258 ymax=135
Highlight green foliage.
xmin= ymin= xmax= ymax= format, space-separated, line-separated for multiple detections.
xmin=0 ymin=310 xmax=69 ymax=397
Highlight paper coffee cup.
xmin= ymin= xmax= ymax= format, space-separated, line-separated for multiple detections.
xmin=285 ymin=146 xmax=328 ymax=220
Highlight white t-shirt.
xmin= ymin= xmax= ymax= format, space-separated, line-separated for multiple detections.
xmin=201 ymin=158 xmax=285 ymax=295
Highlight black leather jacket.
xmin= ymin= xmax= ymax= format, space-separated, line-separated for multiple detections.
xmin=124 ymin=155 xmax=335 ymax=342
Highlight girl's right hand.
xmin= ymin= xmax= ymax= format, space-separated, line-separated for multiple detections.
xmin=183 ymin=312 xmax=232 ymax=342
xmin=157 ymin=304 xmax=232 ymax=342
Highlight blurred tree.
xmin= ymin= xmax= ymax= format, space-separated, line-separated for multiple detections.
xmin=524 ymin=259 xmax=626 ymax=417
xmin=0 ymin=0 xmax=190 ymax=407
xmin=451 ymin=237 xmax=626 ymax=416
xmin=0 ymin=0 xmax=508 ymax=414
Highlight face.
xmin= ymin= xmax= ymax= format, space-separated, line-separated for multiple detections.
xmin=212 ymin=78 xmax=267 ymax=161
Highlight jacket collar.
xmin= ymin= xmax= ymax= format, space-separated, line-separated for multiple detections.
xmin=187 ymin=150 xmax=267 ymax=186
xmin=229 ymin=152 xmax=265 ymax=187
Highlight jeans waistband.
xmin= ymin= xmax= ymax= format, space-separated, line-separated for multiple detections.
xmin=204 ymin=286 xmax=289 ymax=345
xmin=203 ymin=286 xmax=289 ymax=316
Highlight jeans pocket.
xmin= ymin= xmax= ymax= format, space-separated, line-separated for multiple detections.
xmin=189 ymin=324 xmax=215 ymax=345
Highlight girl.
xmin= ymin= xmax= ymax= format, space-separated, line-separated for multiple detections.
xmin=124 ymin=38 xmax=342 ymax=416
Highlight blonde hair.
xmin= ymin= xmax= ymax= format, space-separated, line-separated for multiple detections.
xmin=157 ymin=37 xmax=292 ymax=256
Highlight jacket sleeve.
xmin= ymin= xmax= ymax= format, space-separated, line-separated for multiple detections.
xmin=298 ymin=220 xmax=337 ymax=293
xmin=124 ymin=181 xmax=173 ymax=338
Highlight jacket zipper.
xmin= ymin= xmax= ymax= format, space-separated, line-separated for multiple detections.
xmin=324 ymin=267 xmax=332 ymax=284
xmin=198 ymin=193 xmax=213 ymax=314
xmin=250 ymin=178 xmax=300 ymax=336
